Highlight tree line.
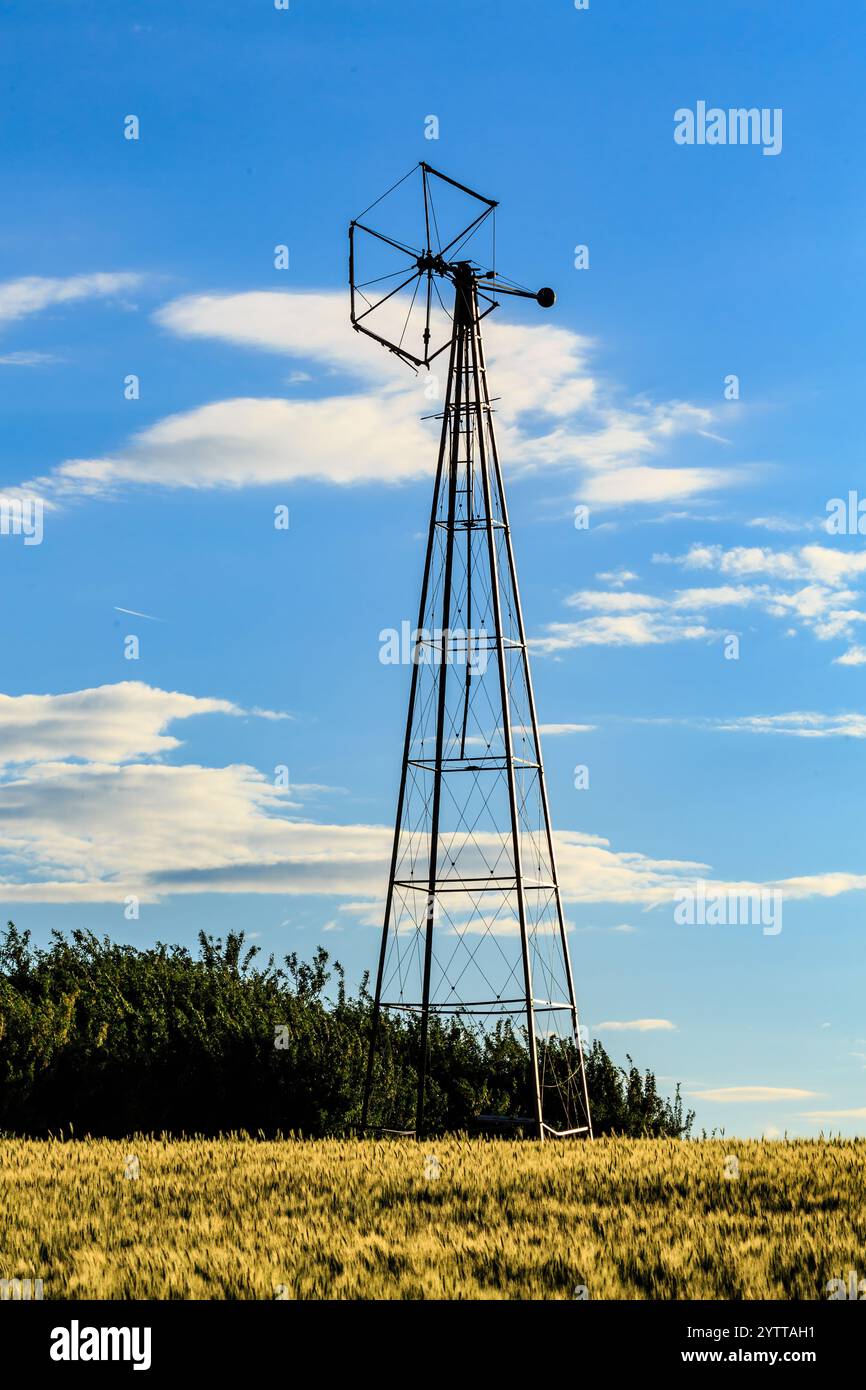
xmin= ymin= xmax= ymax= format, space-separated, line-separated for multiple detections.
xmin=0 ymin=923 xmax=693 ymax=1138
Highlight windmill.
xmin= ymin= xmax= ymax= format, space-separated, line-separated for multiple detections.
xmin=350 ymin=163 xmax=592 ymax=1140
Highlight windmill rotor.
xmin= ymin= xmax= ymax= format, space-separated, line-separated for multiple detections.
xmin=349 ymin=161 xmax=555 ymax=370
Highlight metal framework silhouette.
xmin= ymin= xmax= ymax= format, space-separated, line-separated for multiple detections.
xmin=350 ymin=163 xmax=592 ymax=1140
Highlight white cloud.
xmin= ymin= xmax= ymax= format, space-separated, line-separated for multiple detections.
xmin=532 ymin=611 xmax=713 ymax=653
xmin=156 ymin=291 xmax=604 ymax=432
xmin=596 ymin=568 xmax=638 ymax=587
xmin=801 ymin=1107 xmax=866 ymax=1120
xmin=714 ymin=711 xmax=866 ymax=739
xmin=691 ymin=1087 xmax=817 ymax=1103
xmin=0 ymin=681 xmax=288 ymax=766
xmin=662 ymin=541 xmax=866 ymax=585
xmin=156 ymin=290 xmax=389 ymax=384
xmin=536 ymin=723 xmax=596 ymax=735
xmin=582 ymin=464 xmax=738 ymax=507
xmin=650 ymin=541 xmax=866 ymax=660
xmin=18 ymin=289 xmax=737 ymax=508
xmin=565 ymin=590 xmax=663 ymax=613
xmin=0 ymin=273 xmax=144 ymax=327
xmin=748 ymin=515 xmax=814 ymax=534
xmin=56 ymin=394 xmax=435 ymax=490
xmin=572 ymin=922 xmax=638 ymax=935
xmin=767 ymin=871 xmax=866 ymax=899
xmin=0 ymin=350 xmax=60 ymax=366
xmin=534 ymin=581 xmax=756 ymax=654
xmin=834 ymin=645 xmax=866 ymax=667
xmin=595 ymin=1018 xmax=676 ymax=1032
xmin=671 ymin=584 xmax=755 ymax=610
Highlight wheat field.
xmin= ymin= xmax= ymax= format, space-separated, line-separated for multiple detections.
xmin=0 ymin=1136 xmax=863 ymax=1300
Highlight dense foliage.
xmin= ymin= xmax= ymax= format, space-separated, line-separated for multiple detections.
xmin=0 ymin=923 xmax=693 ymax=1138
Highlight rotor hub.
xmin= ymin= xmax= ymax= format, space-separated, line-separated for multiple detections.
xmin=416 ymin=250 xmax=449 ymax=277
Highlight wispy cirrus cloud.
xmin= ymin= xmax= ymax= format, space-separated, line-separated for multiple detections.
xmin=691 ymin=1086 xmax=818 ymax=1103
xmin=595 ymin=1018 xmax=677 ymax=1032
xmin=0 ymin=349 xmax=61 ymax=366
xmin=801 ymin=1106 xmax=866 ymax=1120
xmin=711 ymin=711 xmax=866 ymax=739
xmin=747 ymin=515 xmax=817 ymax=534
xmin=0 ymin=272 xmax=145 ymax=327
xmin=634 ymin=710 xmax=866 ymax=739
xmin=536 ymin=722 xmax=596 ymax=735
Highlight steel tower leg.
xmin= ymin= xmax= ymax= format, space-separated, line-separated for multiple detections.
xmin=360 ymin=324 xmax=461 ymax=1134
xmin=415 ymin=303 xmax=466 ymax=1136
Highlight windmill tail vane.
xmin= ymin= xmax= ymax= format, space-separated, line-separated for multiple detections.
xmin=350 ymin=163 xmax=592 ymax=1140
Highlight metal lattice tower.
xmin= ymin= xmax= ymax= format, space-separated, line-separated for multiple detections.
xmin=350 ymin=164 xmax=592 ymax=1140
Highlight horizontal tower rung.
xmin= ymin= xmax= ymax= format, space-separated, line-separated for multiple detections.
xmin=432 ymin=517 xmax=506 ymax=530
xmin=390 ymin=877 xmax=560 ymax=891
xmin=406 ymin=759 xmax=542 ymax=773
xmin=408 ymin=754 xmax=540 ymax=762
xmin=379 ymin=1000 xmax=576 ymax=1014
xmin=412 ymin=635 xmax=523 ymax=650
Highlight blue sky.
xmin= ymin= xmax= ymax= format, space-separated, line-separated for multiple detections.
xmin=1 ymin=0 xmax=865 ymax=1137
